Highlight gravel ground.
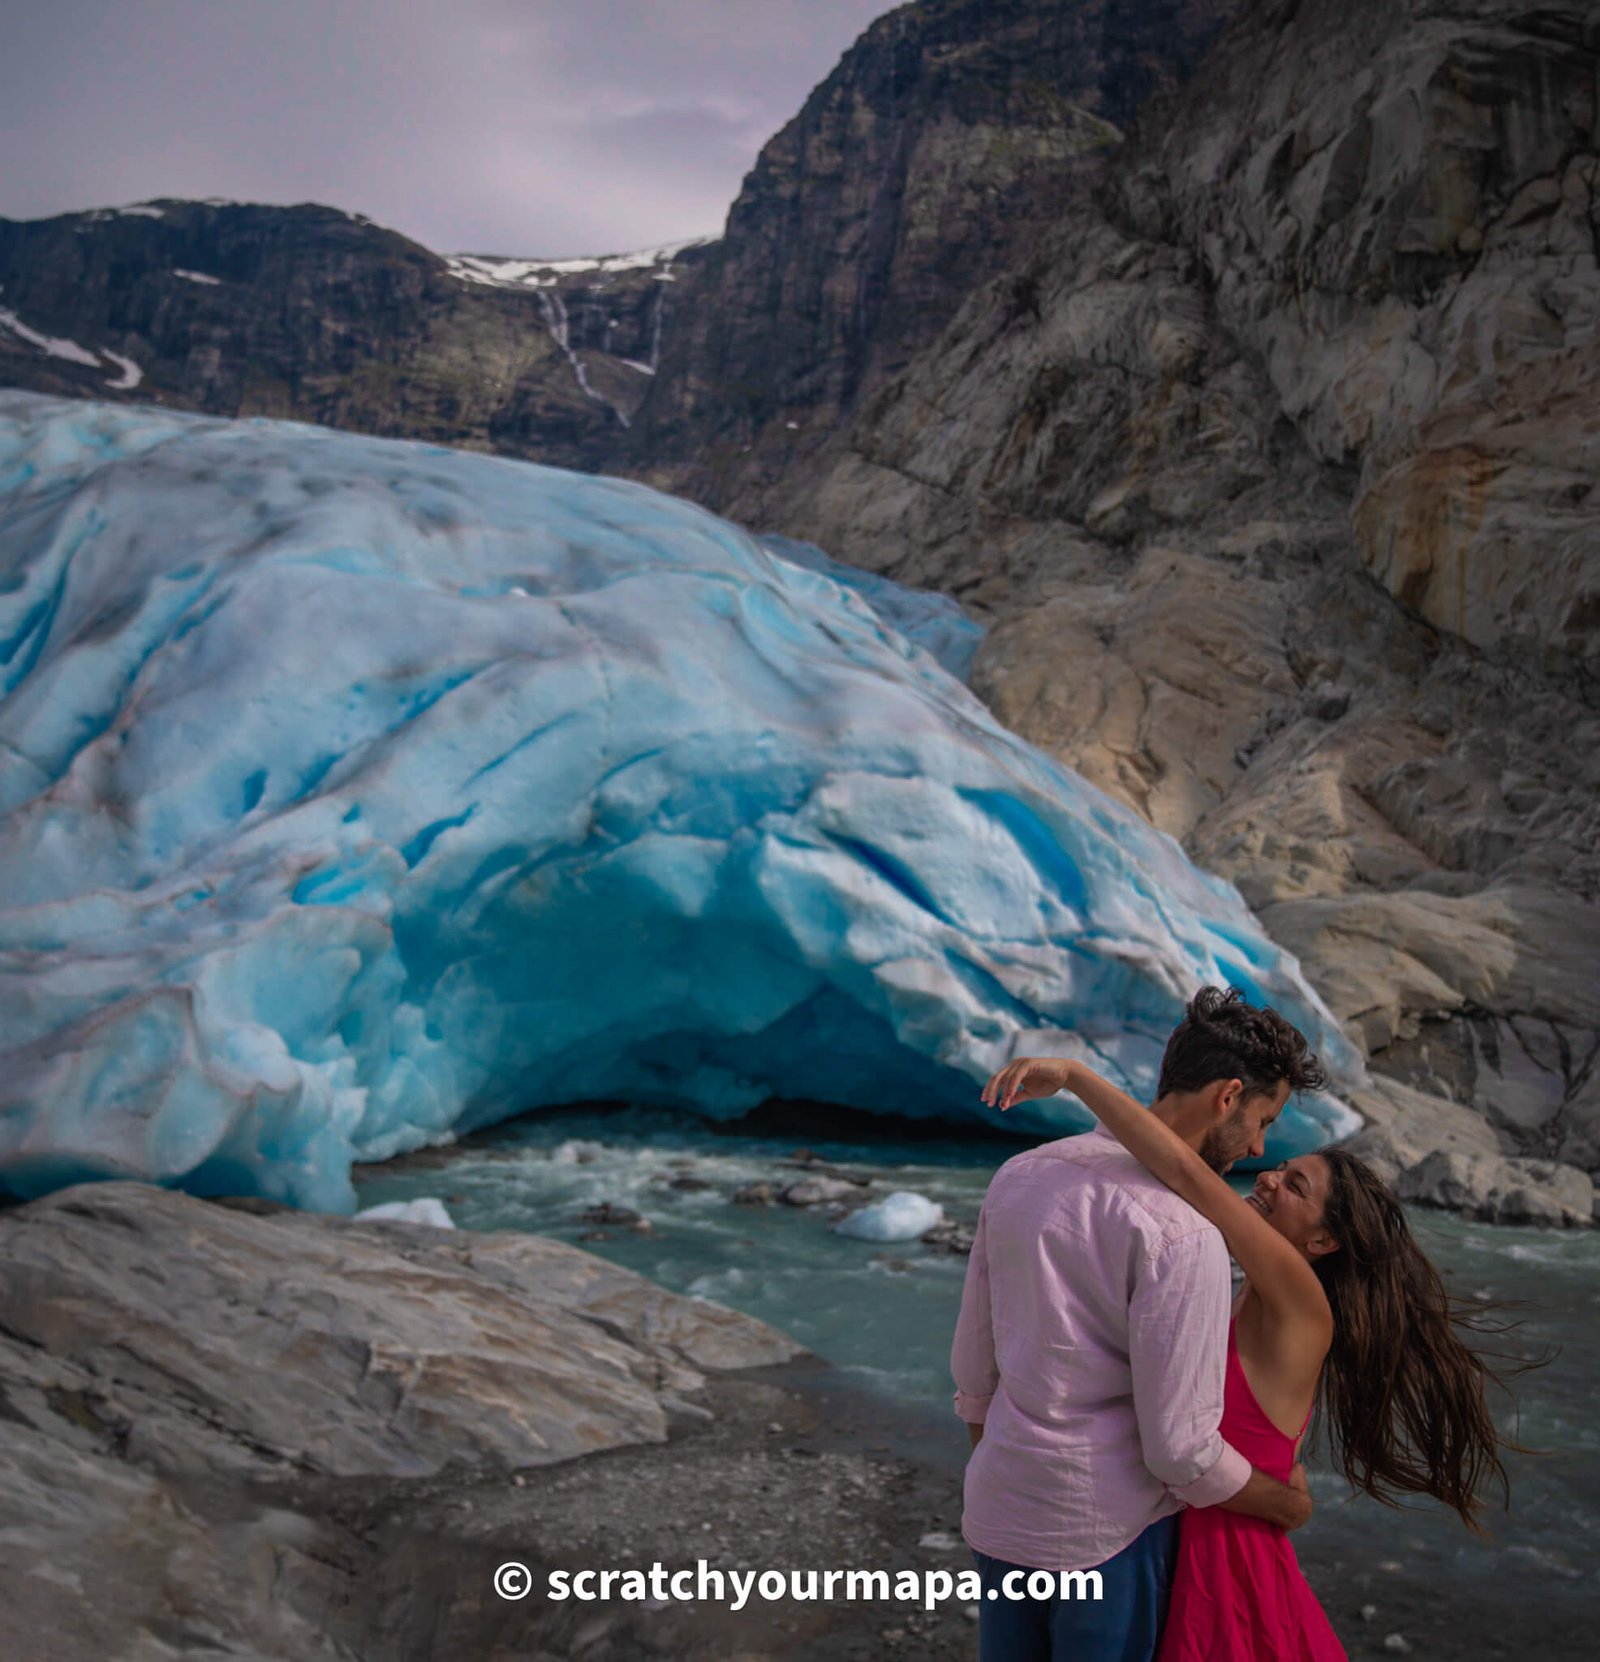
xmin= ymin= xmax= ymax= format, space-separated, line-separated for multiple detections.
xmin=229 ymin=1354 xmax=1588 ymax=1661
xmin=287 ymin=1359 xmax=980 ymax=1660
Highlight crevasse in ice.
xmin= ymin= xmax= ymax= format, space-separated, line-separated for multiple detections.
xmin=0 ymin=394 xmax=1362 ymax=1210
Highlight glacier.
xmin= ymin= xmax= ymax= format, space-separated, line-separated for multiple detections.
xmin=756 ymin=533 xmax=984 ymax=683
xmin=0 ymin=393 xmax=1363 ymax=1211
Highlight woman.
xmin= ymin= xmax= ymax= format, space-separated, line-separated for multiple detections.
xmin=983 ymin=1056 xmax=1520 ymax=1662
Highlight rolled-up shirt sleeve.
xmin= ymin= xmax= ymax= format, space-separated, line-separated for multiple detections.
xmin=951 ymin=1201 xmax=998 ymax=1423
xmin=1128 ymin=1227 xmax=1250 ymax=1507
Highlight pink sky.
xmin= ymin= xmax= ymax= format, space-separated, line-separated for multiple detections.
xmin=0 ymin=0 xmax=896 ymax=257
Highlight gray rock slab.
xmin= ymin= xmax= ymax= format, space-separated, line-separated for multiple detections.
xmin=0 ymin=1180 xmax=805 ymax=1662
xmin=0 ymin=1183 xmax=801 ymax=1481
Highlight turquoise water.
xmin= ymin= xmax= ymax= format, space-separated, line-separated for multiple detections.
xmin=354 ymin=1104 xmax=1600 ymax=1620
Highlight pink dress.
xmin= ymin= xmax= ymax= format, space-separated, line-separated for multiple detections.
xmin=1158 ymin=1321 xmax=1348 ymax=1661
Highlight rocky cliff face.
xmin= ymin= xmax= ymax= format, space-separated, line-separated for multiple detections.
xmin=0 ymin=201 xmax=713 ymax=469
xmin=1140 ymin=0 xmax=1600 ymax=675
xmin=625 ymin=0 xmax=1234 ymax=495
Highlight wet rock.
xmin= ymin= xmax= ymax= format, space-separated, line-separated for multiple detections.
xmin=778 ymin=1155 xmax=874 ymax=1182
xmin=551 ymin=1139 xmax=605 ymax=1167
xmin=579 ymin=1201 xmax=645 ymax=1228
xmin=1395 ymin=1150 xmax=1594 ymax=1228
xmin=781 ymin=1176 xmax=869 ymax=1207
xmin=921 ymin=1221 xmax=978 ymax=1255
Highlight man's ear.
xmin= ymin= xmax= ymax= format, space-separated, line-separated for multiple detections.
xmin=1211 ymin=1077 xmax=1245 ymax=1118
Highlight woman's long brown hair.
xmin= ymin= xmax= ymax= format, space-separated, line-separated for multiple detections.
xmin=1309 ymin=1147 xmax=1540 ymax=1532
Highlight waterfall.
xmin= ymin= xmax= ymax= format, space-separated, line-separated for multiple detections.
xmin=649 ymin=285 xmax=665 ymax=373
xmin=536 ymin=290 xmax=628 ymax=428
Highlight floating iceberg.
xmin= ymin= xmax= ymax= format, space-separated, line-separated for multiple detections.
xmin=0 ymin=394 xmax=1362 ymax=1211
xmin=834 ymin=1191 xmax=944 ymax=1242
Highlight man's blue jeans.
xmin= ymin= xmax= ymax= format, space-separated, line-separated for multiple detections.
xmin=972 ymin=1516 xmax=1178 ymax=1662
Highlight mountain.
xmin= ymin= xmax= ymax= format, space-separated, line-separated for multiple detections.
xmin=624 ymin=0 xmax=1234 ymax=493
xmin=0 ymin=199 xmax=713 ymax=470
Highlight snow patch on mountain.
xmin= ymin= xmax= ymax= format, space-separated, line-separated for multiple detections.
xmin=445 ymin=236 xmax=717 ymax=291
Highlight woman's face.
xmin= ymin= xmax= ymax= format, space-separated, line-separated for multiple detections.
xmin=1245 ymin=1154 xmax=1339 ymax=1259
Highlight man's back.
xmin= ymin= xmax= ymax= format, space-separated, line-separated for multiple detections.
xmin=952 ymin=1127 xmax=1246 ymax=1571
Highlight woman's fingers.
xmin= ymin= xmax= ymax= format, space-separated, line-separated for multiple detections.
xmin=990 ymin=1061 xmax=1025 ymax=1111
xmin=983 ymin=1057 xmax=1060 ymax=1110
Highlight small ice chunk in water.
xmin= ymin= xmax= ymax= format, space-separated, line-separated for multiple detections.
xmin=354 ymin=1197 xmax=455 ymax=1229
xmin=550 ymin=1139 xmax=605 ymax=1166
xmin=833 ymin=1191 xmax=943 ymax=1242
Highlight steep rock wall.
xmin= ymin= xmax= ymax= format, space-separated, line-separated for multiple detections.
xmin=626 ymin=0 xmax=1234 ymax=496
xmin=1137 ymin=0 xmax=1600 ymax=671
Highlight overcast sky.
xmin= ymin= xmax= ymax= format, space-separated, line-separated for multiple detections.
xmin=1 ymin=1 xmax=895 ymax=257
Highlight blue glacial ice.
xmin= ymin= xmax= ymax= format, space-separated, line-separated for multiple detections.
xmin=757 ymin=533 xmax=985 ymax=683
xmin=834 ymin=1192 xmax=945 ymax=1243
xmin=0 ymin=393 xmax=1364 ymax=1211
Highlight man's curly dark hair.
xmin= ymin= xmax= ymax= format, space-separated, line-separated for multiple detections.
xmin=1157 ymin=985 xmax=1327 ymax=1100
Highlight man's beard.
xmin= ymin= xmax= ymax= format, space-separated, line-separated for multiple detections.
xmin=1198 ymin=1109 xmax=1252 ymax=1174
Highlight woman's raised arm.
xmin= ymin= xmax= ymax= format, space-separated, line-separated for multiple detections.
xmin=982 ymin=1057 xmax=1331 ymax=1332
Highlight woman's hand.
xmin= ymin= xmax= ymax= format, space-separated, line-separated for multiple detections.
xmin=982 ymin=1057 xmax=1078 ymax=1111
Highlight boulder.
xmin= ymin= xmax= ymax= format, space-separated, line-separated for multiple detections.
xmin=1395 ymin=1150 xmax=1595 ymax=1228
xmin=781 ymin=1176 xmax=869 ymax=1207
xmin=0 ymin=1182 xmax=801 ymax=1482
xmin=0 ymin=1180 xmax=804 ymax=1662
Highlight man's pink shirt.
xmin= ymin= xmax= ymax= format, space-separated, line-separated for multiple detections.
xmin=951 ymin=1126 xmax=1251 ymax=1571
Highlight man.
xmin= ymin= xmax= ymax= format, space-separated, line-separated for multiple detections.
xmin=952 ymin=986 xmax=1325 ymax=1662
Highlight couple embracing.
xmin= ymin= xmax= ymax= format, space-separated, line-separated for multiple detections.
xmin=952 ymin=987 xmax=1515 ymax=1662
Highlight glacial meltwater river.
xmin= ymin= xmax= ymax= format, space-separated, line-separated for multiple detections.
xmin=353 ymin=1105 xmax=1600 ymax=1633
